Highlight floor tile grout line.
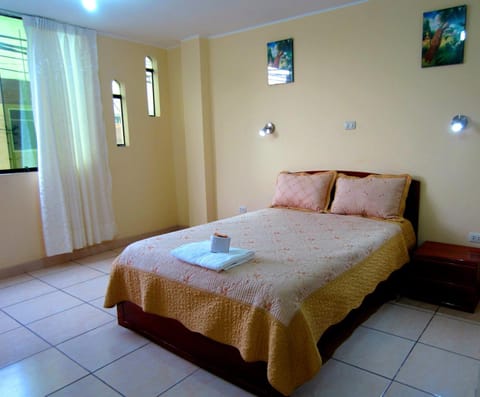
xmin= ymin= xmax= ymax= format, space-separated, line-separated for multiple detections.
xmin=43 ymin=374 xmax=106 ymax=397
xmin=156 ymin=368 xmax=201 ymax=396
xmin=25 ymin=263 xmax=99 ymax=280
xmin=0 ymin=311 xmax=117 ymax=371
xmin=3 ymin=265 xmax=184 ymax=396
xmin=91 ymin=373 xmax=127 ymax=397
xmin=42 ymin=348 xmax=133 ymax=397
xmin=90 ymin=339 xmax=151 ymax=374
xmin=4 ymin=299 xmax=86 ymax=325
xmin=0 ymin=307 xmax=23 ymax=334
xmin=0 ymin=282 xmax=58 ymax=309
xmin=51 ymin=327 xmax=150 ymax=374
xmin=0 ymin=344 xmax=52 ymax=371
xmin=2 ymin=255 xmax=479 ymax=396
xmin=380 ymin=379 xmax=394 ymax=397
xmin=0 ymin=251 xmax=116 ymax=289
xmin=52 ymin=346 xmax=111 ymax=384
xmin=359 ymin=324 xmax=422 ymax=343
xmin=28 ymin=272 xmax=107 ymax=291
xmin=1 ymin=275 xmax=113 ymax=325
xmin=54 ymin=275 xmax=118 ymax=317
xmin=384 ymin=379 xmax=437 ymax=397
xmin=26 ymin=316 xmax=117 ymax=347
xmin=3 ymin=292 xmax=115 ymax=329
xmin=16 ymin=326 xmax=150 ymax=396
xmin=330 ymin=357 xmax=394 ymax=382
xmin=0 ymin=271 xmax=105 ymax=310
xmin=389 ymin=306 xmax=437 ymax=383
xmin=416 ymin=307 xmax=480 ymax=363
xmin=0 ymin=275 xmax=37 ymax=290
xmin=416 ymin=340 xmax=480 ymax=363
xmin=333 ymin=310 xmax=441 ymax=397
xmin=83 ymin=300 xmax=118 ymax=319
xmin=90 ymin=372 xmax=128 ymax=397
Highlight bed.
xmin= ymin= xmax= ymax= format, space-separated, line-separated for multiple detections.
xmin=104 ymin=170 xmax=420 ymax=396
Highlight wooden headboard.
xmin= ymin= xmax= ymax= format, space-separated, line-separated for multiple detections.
xmin=305 ymin=170 xmax=420 ymax=238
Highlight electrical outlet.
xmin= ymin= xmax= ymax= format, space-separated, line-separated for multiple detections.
xmin=239 ymin=206 xmax=247 ymax=214
xmin=344 ymin=120 xmax=356 ymax=130
xmin=468 ymin=232 xmax=480 ymax=243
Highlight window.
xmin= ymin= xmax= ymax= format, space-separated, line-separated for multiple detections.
xmin=112 ymin=79 xmax=126 ymax=146
xmin=145 ymin=56 xmax=156 ymax=116
xmin=0 ymin=15 xmax=37 ymax=172
xmin=145 ymin=56 xmax=154 ymax=116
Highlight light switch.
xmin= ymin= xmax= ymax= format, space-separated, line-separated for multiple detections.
xmin=344 ymin=121 xmax=356 ymax=130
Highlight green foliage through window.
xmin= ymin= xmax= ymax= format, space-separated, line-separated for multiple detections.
xmin=0 ymin=15 xmax=37 ymax=172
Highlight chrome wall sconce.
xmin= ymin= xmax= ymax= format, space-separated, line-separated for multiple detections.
xmin=259 ymin=122 xmax=275 ymax=137
xmin=450 ymin=114 xmax=468 ymax=133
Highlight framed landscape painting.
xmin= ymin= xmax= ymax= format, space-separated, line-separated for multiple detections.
xmin=422 ymin=5 xmax=467 ymax=68
xmin=267 ymin=38 xmax=294 ymax=85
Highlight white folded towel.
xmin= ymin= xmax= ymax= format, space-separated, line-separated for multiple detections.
xmin=171 ymin=240 xmax=254 ymax=271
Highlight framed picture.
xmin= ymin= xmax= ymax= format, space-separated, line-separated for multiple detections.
xmin=267 ymin=38 xmax=294 ymax=85
xmin=422 ymin=5 xmax=466 ymax=68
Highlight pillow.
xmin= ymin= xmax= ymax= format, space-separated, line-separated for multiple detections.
xmin=330 ymin=173 xmax=412 ymax=219
xmin=271 ymin=171 xmax=337 ymax=212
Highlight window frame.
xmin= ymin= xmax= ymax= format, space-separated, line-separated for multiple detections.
xmin=112 ymin=79 xmax=127 ymax=147
xmin=145 ymin=56 xmax=156 ymax=117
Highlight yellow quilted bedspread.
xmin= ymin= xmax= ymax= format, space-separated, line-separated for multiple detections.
xmin=104 ymin=209 xmax=415 ymax=395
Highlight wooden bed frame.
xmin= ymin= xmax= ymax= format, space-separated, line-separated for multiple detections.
xmin=116 ymin=171 xmax=420 ymax=396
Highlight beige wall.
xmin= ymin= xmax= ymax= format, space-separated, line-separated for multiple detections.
xmin=179 ymin=38 xmax=217 ymax=226
xmin=167 ymin=47 xmax=189 ymax=227
xmin=203 ymin=0 xmax=479 ymax=246
xmin=97 ymin=36 xmax=177 ymax=238
xmin=0 ymin=35 xmax=178 ymax=270
xmin=2 ymin=0 xmax=480 ymax=270
xmin=0 ymin=172 xmax=44 ymax=267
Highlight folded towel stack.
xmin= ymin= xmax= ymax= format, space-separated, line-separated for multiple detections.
xmin=171 ymin=240 xmax=254 ymax=271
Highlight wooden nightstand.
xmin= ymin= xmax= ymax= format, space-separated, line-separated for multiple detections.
xmin=403 ymin=241 xmax=480 ymax=312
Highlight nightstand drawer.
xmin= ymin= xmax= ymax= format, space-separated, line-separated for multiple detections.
xmin=407 ymin=276 xmax=479 ymax=311
xmin=402 ymin=241 xmax=480 ymax=313
xmin=412 ymin=258 xmax=478 ymax=287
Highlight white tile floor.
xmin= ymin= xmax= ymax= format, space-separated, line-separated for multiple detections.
xmin=1 ymin=249 xmax=480 ymax=397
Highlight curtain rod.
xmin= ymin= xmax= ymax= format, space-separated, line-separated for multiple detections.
xmin=0 ymin=8 xmax=94 ymax=33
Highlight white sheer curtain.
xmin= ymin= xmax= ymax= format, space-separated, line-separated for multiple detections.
xmin=24 ymin=16 xmax=116 ymax=256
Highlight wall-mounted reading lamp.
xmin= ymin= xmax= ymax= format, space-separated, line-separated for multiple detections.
xmin=259 ymin=122 xmax=275 ymax=137
xmin=450 ymin=114 xmax=468 ymax=133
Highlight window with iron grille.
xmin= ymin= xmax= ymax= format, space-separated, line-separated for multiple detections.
xmin=0 ymin=14 xmax=37 ymax=173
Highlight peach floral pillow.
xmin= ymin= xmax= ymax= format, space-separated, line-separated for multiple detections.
xmin=330 ymin=174 xmax=412 ymax=219
xmin=271 ymin=171 xmax=337 ymax=212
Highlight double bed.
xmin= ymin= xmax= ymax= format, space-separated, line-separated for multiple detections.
xmin=104 ymin=170 xmax=420 ymax=396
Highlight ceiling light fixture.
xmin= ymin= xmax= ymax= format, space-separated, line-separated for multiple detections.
xmin=82 ymin=0 xmax=97 ymax=12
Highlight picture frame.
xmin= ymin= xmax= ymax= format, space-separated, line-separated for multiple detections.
xmin=267 ymin=38 xmax=294 ymax=85
xmin=422 ymin=5 xmax=467 ymax=68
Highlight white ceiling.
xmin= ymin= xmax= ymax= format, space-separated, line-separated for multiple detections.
xmin=0 ymin=0 xmax=365 ymax=48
